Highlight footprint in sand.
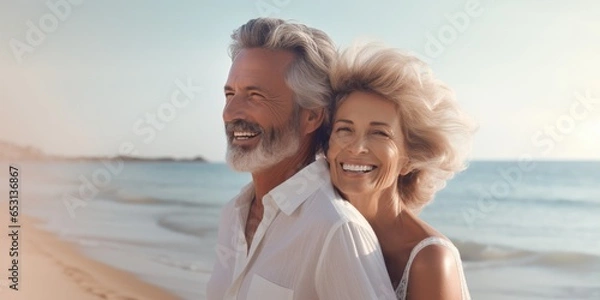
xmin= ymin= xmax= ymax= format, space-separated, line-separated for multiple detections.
xmin=63 ymin=266 xmax=93 ymax=283
xmin=62 ymin=267 xmax=140 ymax=300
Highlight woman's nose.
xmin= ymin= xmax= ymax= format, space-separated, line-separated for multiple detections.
xmin=346 ymin=135 xmax=369 ymax=155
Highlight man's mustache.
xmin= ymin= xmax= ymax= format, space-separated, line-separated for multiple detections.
xmin=225 ymin=120 xmax=263 ymax=135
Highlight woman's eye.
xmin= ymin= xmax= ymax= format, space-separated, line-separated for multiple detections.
xmin=335 ymin=127 xmax=351 ymax=133
xmin=373 ymin=130 xmax=390 ymax=137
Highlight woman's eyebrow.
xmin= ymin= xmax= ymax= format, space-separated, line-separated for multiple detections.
xmin=370 ymin=121 xmax=391 ymax=127
xmin=335 ymin=120 xmax=392 ymax=127
xmin=334 ymin=119 xmax=353 ymax=124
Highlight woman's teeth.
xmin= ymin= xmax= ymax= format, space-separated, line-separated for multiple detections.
xmin=342 ymin=163 xmax=375 ymax=173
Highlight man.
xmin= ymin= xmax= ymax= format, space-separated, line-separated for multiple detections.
xmin=207 ymin=18 xmax=396 ymax=300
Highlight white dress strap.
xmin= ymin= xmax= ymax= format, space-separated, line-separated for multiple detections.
xmin=395 ymin=236 xmax=470 ymax=300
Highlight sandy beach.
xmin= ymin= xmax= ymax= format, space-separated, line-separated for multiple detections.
xmin=0 ymin=216 xmax=180 ymax=300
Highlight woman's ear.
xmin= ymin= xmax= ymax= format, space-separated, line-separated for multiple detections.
xmin=399 ymin=159 xmax=412 ymax=176
xmin=301 ymin=107 xmax=325 ymax=135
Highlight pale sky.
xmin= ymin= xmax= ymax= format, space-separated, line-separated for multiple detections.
xmin=1 ymin=0 xmax=599 ymax=161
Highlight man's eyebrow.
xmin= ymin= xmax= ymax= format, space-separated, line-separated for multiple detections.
xmin=223 ymin=85 xmax=267 ymax=92
xmin=245 ymin=85 xmax=266 ymax=92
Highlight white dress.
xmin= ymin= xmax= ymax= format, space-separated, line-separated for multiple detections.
xmin=395 ymin=236 xmax=471 ymax=300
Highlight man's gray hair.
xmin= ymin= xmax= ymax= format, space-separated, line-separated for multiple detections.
xmin=229 ymin=18 xmax=336 ymax=154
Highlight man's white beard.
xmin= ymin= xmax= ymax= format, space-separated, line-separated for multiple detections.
xmin=226 ymin=123 xmax=300 ymax=173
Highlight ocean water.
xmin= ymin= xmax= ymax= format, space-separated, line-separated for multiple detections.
xmin=12 ymin=160 xmax=600 ymax=299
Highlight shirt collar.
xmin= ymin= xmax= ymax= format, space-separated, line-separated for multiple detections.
xmin=266 ymin=157 xmax=330 ymax=215
xmin=233 ymin=182 xmax=255 ymax=209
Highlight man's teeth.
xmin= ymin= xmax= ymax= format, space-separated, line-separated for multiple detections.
xmin=342 ymin=163 xmax=375 ymax=172
xmin=233 ymin=132 xmax=259 ymax=139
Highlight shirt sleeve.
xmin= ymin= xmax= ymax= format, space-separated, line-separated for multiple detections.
xmin=315 ymin=220 xmax=397 ymax=300
xmin=206 ymin=202 xmax=237 ymax=300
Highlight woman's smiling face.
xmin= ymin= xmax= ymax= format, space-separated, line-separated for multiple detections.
xmin=327 ymin=91 xmax=409 ymax=199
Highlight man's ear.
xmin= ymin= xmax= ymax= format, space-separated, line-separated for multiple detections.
xmin=301 ymin=107 xmax=325 ymax=135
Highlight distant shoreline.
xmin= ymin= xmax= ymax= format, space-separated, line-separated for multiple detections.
xmin=1 ymin=155 xmax=207 ymax=163
xmin=0 ymin=140 xmax=207 ymax=162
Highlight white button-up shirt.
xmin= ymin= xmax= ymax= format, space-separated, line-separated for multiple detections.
xmin=207 ymin=158 xmax=396 ymax=300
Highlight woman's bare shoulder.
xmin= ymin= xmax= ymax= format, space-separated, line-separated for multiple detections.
xmin=406 ymin=238 xmax=462 ymax=299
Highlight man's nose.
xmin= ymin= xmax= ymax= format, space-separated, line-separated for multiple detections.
xmin=223 ymin=94 xmax=247 ymax=122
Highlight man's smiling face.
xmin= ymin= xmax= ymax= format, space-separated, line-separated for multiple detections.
xmin=223 ymin=48 xmax=301 ymax=172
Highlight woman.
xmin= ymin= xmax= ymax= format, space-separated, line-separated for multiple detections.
xmin=325 ymin=44 xmax=475 ymax=299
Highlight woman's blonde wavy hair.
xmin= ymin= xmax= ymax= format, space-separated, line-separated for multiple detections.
xmin=328 ymin=43 xmax=477 ymax=212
